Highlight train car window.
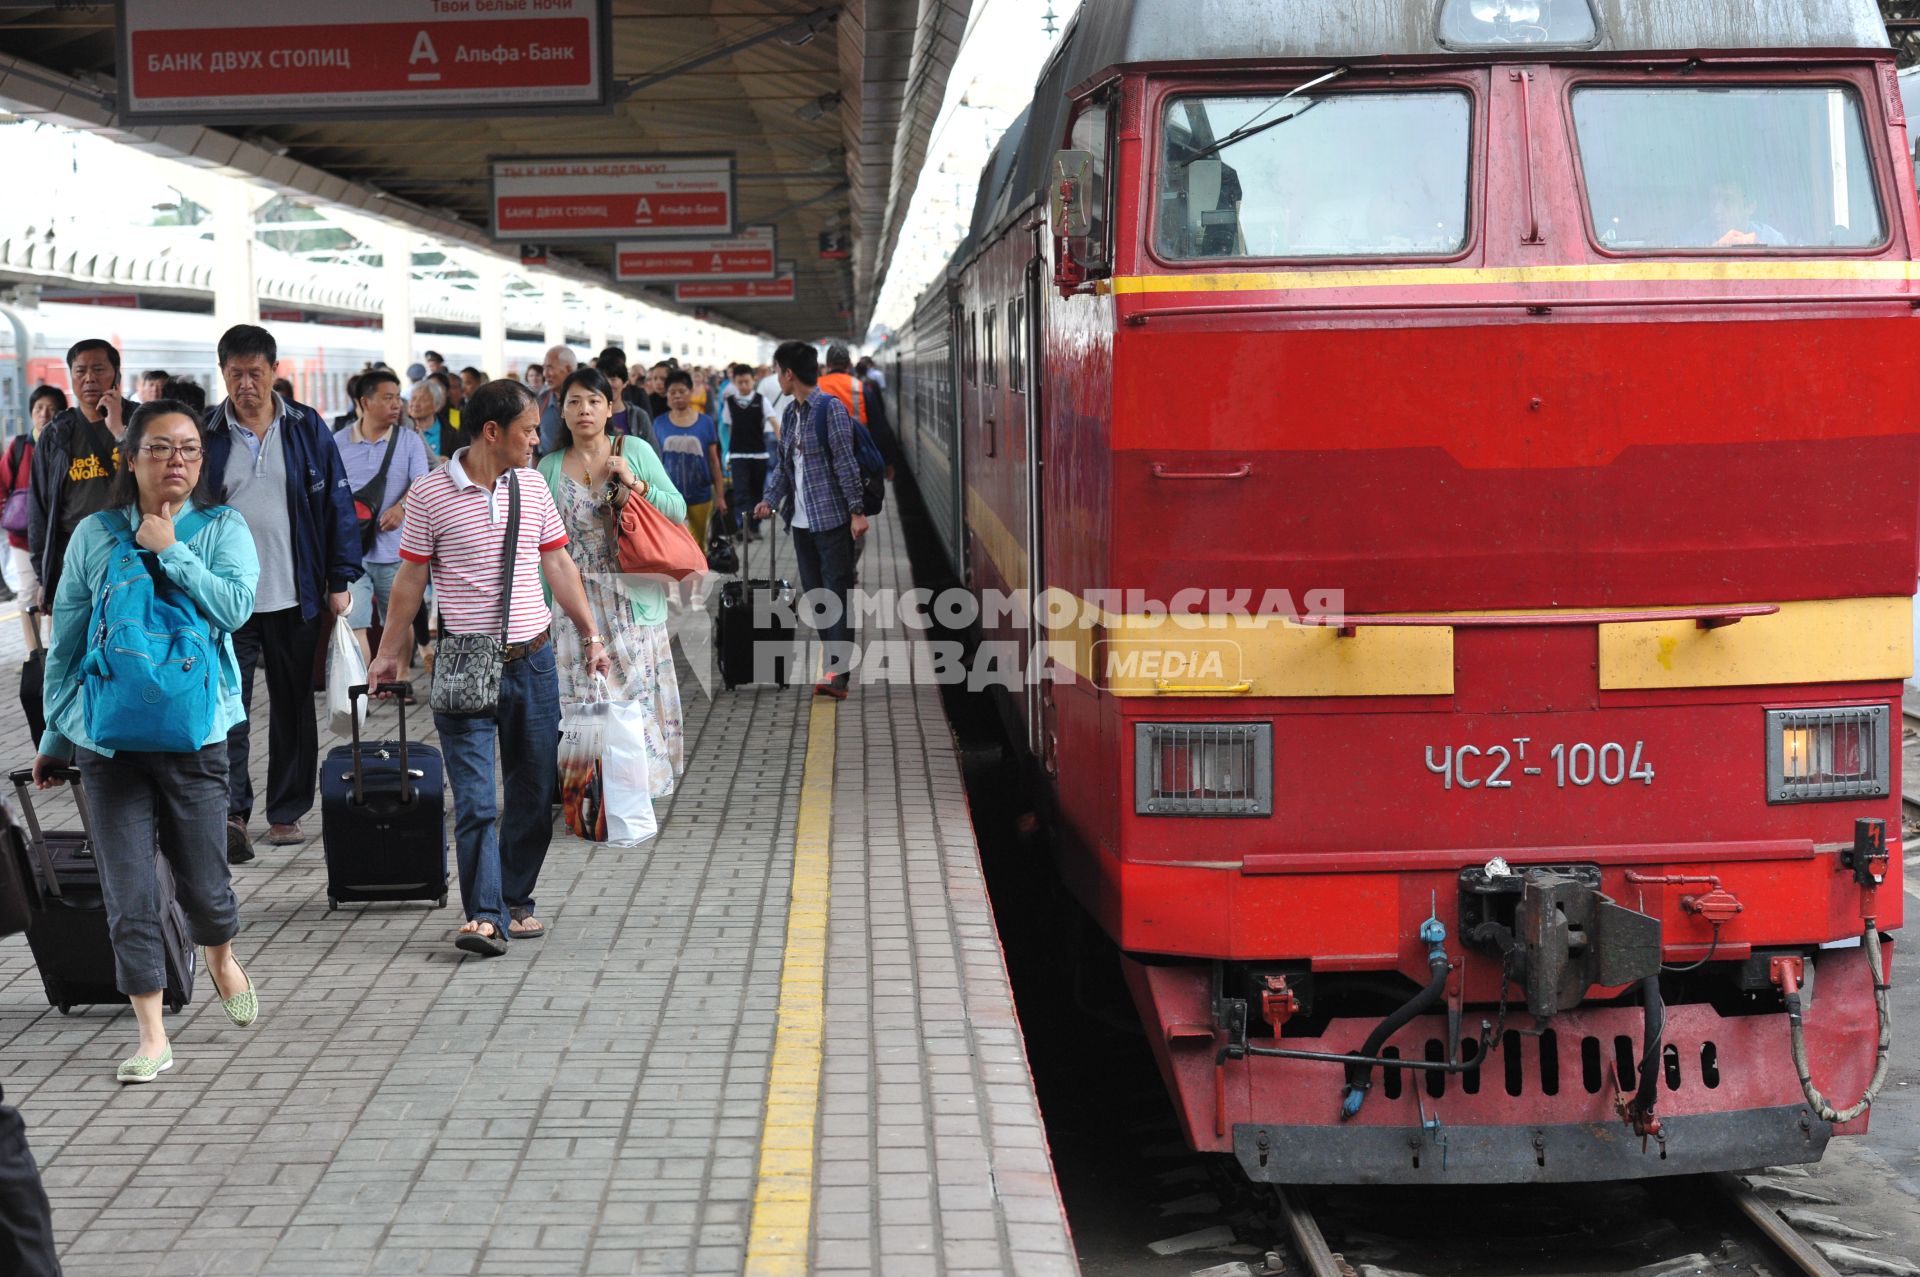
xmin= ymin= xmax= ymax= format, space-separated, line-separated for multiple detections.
xmin=1155 ymin=91 xmax=1472 ymax=261
xmin=1008 ymin=296 xmax=1025 ymax=393
xmin=984 ymin=306 xmax=998 ymax=387
xmin=1572 ymin=86 xmax=1886 ymax=252
xmin=1067 ymin=98 xmax=1114 ymax=271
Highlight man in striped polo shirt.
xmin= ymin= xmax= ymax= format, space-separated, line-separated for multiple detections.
xmin=368 ymin=380 xmax=610 ymax=958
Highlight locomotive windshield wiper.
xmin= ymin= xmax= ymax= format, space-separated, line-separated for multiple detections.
xmin=1185 ymin=65 xmax=1350 ymax=163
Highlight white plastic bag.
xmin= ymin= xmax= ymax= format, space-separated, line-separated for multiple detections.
xmin=326 ymin=619 xmax=367 ymax=738
xmin=599 ymin=699 xmax=658 ymax=846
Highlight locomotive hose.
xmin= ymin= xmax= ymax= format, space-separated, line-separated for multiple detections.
xmin=1629 ymin=975 xmax=1664 ymax=1126
xmin=1340 ymin=943 xmax=1450 ymax=1120
xmin=1785 ymin=922 xmax=1892 ymax=1125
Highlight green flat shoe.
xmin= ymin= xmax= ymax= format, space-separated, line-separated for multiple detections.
xmin=207 ymin=954 xmax=258 ymax=1027
xmin=115 ymin=1045 xmax=172 ymax=1084
xmin=220 ymin=978 xmax=258 ymax=1027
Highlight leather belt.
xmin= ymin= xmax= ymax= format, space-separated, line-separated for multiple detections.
xmin=503 ymin=629 xmax=551 ymax=662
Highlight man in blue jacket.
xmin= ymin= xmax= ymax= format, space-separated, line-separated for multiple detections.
xmin=205 ymin=324 xmax=362 ymax=861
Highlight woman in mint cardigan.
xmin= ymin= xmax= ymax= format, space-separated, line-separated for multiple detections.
xmin=538 ymin=367 xmax=688 ymax=797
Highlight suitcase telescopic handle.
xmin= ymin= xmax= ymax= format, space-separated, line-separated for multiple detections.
xmin=7 ymin=766 xmax=91 ymax=900
xmin=346 ymin=682 xmax=416 ymax=806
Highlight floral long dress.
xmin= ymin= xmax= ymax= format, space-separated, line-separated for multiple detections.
xmin=549 ymin=475 xmax=686 ymax=798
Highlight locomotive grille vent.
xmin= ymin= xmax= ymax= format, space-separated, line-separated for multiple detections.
xmin=1378 ymin=1033 xmax=1722 ymax=1101
xmin=1134 ymin=723 xmax=1272 ymax=816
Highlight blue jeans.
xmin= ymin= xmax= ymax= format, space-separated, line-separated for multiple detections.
xmin=790 ymin=524 xmax=857 ymax=677
xmin=432 ymin=643 xmax=560 ymax=935
xmin=76 ymin=742 xmax=239 ymax=996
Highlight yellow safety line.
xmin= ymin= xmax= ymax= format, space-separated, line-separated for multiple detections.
xmin=743 ymin=696 xmax=836 ymax=1275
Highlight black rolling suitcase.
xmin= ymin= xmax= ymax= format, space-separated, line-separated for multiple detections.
xmin=7 ymin=768 xmax=195 ymax=1015
xmin=716 ymin=519 xmax=795 ymax=690
xmin=319 ymin=682 xmax=448 ymax=911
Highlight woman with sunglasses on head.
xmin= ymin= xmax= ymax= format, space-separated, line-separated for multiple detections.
xmin=30 ymin=400 xmax=263 ymax=1083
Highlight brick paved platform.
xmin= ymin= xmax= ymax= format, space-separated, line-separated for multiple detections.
xmin=0 ymin=495 xmax=1078 ymax=1276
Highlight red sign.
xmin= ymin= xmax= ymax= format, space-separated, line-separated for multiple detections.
xmin=674 ymin=274 xmax=797 ymax=304
xmin=118 ymin=0 xmax=609 ymax=122
xmin=615 ymin=226 xmax=776 ymax=282
xmin=491 ymin=155 xmax=735 ymax=241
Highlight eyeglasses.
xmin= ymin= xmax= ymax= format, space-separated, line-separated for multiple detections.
xmin=138 ymin=441 xmax=204 ymax=462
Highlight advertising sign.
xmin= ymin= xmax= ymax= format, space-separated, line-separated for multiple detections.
xmin=118 ymin=0 xmax=611 ymax=123
xmin=615 ymin=226 xmax=777 ymax=282
xmin=674 ymin=272 xmax=797 ymax=304
xmin=492 ymin=155 xmax=735 ymax=241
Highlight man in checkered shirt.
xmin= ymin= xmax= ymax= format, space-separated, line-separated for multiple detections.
xmin=754 ymin=341 xmax=868 ymax=700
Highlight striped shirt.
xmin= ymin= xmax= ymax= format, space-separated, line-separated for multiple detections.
xmin=397 ymin=449 xmax=567 ymax=643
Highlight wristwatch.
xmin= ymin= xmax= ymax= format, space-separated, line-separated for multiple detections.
xmin=582 ymin=633 xmax=606 ymax=648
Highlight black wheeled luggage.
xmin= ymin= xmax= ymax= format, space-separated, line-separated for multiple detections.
xmin=319 ymin=682 xmax=448 ymax=911
xmin=7 ymin=768 xmax=195 ymax=1014
xmin=716 ymin=521 xmax=795 ymax=690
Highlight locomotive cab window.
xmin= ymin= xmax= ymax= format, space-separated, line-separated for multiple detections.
xmin=1573 ymin=86 xmax=1887 ymax=252
xmin=1065 ymin=97 xmax=1114 ymax=272
xmin=1156 ymin=90 xmax=1472 ymax=260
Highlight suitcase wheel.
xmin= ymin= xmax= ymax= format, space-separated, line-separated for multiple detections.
xmin=327 ymin=897 xmax=338 ymax=912
xmin=436 ymin=893 xmax=448 ymax=908
xmin=56 ymin=1003 xmax=71 ymax=1016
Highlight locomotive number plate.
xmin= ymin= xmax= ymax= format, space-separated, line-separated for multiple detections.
xmin=1423 ymin=739 xmax=1654 ymax=791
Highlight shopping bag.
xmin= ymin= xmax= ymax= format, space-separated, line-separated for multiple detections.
xmin=325 ymin=620 xmax=368 ymax=739
xmin=559 ymin=683 xmax=611 ymax=842
xmin=600 ymin=699 xmax=658 ymax=846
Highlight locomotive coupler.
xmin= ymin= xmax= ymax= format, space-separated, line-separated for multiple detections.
xmin=1461 ymin=864 xmax=1663 ymax=1020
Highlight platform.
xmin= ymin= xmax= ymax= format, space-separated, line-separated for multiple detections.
xmin=0 ymin=494 xmax=1079 ymax=1276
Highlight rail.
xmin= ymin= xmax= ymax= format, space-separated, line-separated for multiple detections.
xmin=1266 ymin=1176 xmax=1857 ymax=1277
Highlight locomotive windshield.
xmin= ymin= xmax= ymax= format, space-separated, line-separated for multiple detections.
xmin=1573 ymin=86 xmax=1886 ymax=251
xmin=1155 ymin=91 xmax=1472 ymax=261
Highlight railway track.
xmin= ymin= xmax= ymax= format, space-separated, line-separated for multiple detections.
xmin=1266 ymin=1172 xmax=1866 ymax=1277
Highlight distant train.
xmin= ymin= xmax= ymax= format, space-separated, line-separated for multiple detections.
xmin=2 ymin=302 xmax=565 ymax=426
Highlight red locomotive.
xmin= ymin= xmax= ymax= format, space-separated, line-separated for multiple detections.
xmin=889 ymin=0 xmax=1909 ymax=1183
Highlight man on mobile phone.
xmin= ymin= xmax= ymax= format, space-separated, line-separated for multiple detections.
xmin=28 ymin=339 xmax=133 ymax=605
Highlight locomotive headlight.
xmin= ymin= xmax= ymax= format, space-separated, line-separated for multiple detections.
xmin=1470 ymin=0 xmax=1540 ymax=20
xmin=1438 ymin=0 xmax=1598 ymax=47
xmin=1134 ymin=723 xmax=1272 ymax=816
xmin=1765 ymin=706 xmax=1890 ymax=803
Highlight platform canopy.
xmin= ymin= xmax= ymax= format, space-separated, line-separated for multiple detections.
xmin=0 ymin=1 xmax=971 ymax=341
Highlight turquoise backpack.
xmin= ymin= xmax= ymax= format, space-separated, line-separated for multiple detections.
xmin=82 ymin=507 xmax=224 ymax=753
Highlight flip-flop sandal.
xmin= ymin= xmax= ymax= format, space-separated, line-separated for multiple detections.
xmin=508 ymin=909 xmax=546 ymax=940
xmin=454 ymin=922 xmax=508 ymax=957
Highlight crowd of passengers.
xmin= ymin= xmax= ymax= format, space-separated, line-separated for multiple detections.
xmin=2 ymin=324 xmax=894 ymax=1085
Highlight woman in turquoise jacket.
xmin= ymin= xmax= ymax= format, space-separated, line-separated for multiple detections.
xmin=538 ymin=367 xmax=688 ymax=797
xmin=31 ymin=400 xmax=263 ymax=1083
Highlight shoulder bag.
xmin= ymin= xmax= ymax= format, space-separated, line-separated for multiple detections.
xmin=430 ymin=473 xmax=519 ymax=718
xmin=341 ymin=423 xmax=401 ymax=554
xmin=1 ymin=437 xmax=31 ymax=537
xmin=605 ymin=446 xmax=705 ymax=580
